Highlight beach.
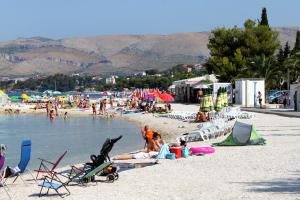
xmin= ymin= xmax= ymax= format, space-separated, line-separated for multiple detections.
xmin=1 ymin=104 xmax=300 ymax=200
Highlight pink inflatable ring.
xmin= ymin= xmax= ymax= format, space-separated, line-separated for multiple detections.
xmin=190 ymin=146 xmax=215 ymax=154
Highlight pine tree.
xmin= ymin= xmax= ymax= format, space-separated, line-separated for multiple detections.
xmin=292 ymin=30 xmax=300 ymax=53
xmin=283 ymin=42 xmax=290 ymax=58
xmin=260 ymin=7 xmax=269 ymax=27
xmin=277 ymin=47 xmax=285 ymax=64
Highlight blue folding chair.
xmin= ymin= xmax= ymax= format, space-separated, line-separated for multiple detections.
xmin=2 ymin=140 xmax=36 ymax=185
xmin=12 ymin=140 xmax=36 ymax=184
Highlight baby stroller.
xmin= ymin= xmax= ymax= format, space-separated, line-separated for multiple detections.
xmin=85 ymin=135 xmax=122 ymax=182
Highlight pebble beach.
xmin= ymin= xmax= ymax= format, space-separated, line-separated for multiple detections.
xmin=0 ymin=104 xmax=300 ymax=200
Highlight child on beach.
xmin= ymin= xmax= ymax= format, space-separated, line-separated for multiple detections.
xmin=64 ymin=112 xmax=69 ymax=120
xmin=92 ymin=103 xmax=97 ymax=116
xmin=109 ymin=96 xmax=114 ymax=108
xmin=180 ymin=140 xmax=189 ymax=158
xmin=49 ymin=109 xmax=55 ymax=120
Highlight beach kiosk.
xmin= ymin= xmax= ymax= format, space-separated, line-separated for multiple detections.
xmin=0 ymin=90 xmax=9 ymax=105
xmin=234 ymin=78 xmax=265 ymax=107
xmin=294 ymin=85 xmax=300 ymax=111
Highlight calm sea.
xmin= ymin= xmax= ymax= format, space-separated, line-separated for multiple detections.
xmin=0 ymin=114 xmax=143 ymax=168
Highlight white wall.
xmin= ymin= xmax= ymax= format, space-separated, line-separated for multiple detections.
xmin=235 ymin=79 xmax=265 ymax=107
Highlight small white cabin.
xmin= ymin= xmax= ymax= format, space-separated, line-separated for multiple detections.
xmin=235 ymin=78 xmax=265 ymax=107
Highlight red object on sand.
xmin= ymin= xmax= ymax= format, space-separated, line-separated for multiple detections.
xmin=169 ymin=147 xmax=182 ymax=158
xmin=159 ymin=93 xmax=174 ymax=102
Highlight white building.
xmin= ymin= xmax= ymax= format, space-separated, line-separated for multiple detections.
xmin=235 ymin=78 xmax=265 ymax=107
xmin=0 ymin=91 xmax=9 ymax=105
xmin=173 ymin=74 xmax=219 ymax=103
xmin=105 ymin=76 xmax=117 ymax=85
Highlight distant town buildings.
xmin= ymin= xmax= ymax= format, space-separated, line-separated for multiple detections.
xmin=92 ymin=76 xmax=103 ymax=81
xmin=105 ymin=76 xmax=117 ymax=85
xmin=134 ymin=71 xmax=146 ymax=77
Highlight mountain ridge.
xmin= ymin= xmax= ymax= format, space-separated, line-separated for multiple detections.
xmin=0 ymin=27 xmax=299 ymax=78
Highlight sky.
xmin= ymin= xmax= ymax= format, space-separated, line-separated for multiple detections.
xmin=0 ymin=0 xmax=299 ymax=41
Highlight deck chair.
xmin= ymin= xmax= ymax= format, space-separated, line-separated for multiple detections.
xmin=38 ymin=171 xmax=70 ymax=198
xmin=4 ymin=140 xmax=35 ymax=184
xmin=66 ymin=161 xmax=114 ymax=185
xmin=35 ymin=150 xmax=67 ymax=179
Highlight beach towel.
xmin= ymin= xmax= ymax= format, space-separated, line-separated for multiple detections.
xmin=156 ymin=144 xmax=170 ymax=159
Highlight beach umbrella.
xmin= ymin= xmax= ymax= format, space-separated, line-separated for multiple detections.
xmin=53 ymin=91 xmax=62 ymax=95
xmin=102 ymin=91 xmax=111 ymax=96
xmin=21 ymin=93 xmax=29 ymax=100
xmin=215 ymin=89 xmax=223 ymax=112
xmin=159 ymin=93 xmax=174 ymax=102
xmin=10 ymin=96 xmax=20 ymax=102
xmin=144 ymin=94 xmax=156 ymax=101
xmin=43 ymin=90 xmax=53 ymax=95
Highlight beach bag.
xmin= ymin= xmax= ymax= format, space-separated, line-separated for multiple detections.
xmin=165 ymin=153 xmax=176 ymax=160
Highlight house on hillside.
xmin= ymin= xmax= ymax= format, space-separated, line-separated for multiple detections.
xmin=134 ymin=72 xmax=146 ymax=77
xmin=106 ymin=76 xmax=117 ymax=85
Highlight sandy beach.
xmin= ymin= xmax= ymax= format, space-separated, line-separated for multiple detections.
xmin=1 ymin=104 xmax=300 ymax=200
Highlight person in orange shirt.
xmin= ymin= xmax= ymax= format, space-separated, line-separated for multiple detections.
xmin=141 ymin=125 xmax=153 ymax=141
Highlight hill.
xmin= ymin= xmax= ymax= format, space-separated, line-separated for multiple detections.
xmin=0 ymin=27 xmax=299 ymax=78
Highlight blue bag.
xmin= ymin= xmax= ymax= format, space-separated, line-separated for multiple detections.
xmin=165 ymin=153 xmax=176 ymax=160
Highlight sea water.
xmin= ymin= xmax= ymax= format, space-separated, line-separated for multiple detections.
xmin=0 ymin=114 xmax=143 ymax=168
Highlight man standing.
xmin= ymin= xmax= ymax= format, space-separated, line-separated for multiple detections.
xmin=257 ymin=91 xmax=262 ymax=108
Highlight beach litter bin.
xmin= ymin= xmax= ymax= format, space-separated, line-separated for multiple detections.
xmin=169 ymin=147 xmax=182 ymax=158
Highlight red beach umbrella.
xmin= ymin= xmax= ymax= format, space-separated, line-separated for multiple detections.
xmin=159 ymin=93 xmax=174 ymax=102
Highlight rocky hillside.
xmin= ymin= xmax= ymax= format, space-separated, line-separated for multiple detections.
xmin=0 ymin=27 xmax=299 ymax=78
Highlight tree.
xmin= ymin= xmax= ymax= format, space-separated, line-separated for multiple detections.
xmin=283 ymin=42 xmax=291 ymax=58
xmin=205 ymin=18 xmax=280 ymax=86
xmin=260 ymin=7 xmax=269 ymax=27
xmin=277 ymin=47 xmax=285 ymax=64
xmin=145 ymin=69 xmax=159 ymax=75
xmin=292 ymin=31 xmax=300 ymax=54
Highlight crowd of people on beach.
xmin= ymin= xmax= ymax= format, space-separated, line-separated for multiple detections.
xmin=41 ymin=94 xmax=173 ymax=121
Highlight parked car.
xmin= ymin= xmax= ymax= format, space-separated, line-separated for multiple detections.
xmin=268 ymin=90 xmax=289 ymax=104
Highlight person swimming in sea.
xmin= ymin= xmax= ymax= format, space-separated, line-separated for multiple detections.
xmin=64 ymin=112 xmax=69 ymax=120
xmin=49 ymin=109 xmax=55 ymax=120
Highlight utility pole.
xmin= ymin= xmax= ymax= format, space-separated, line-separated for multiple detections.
xmin=287 ymin=67 xmax=290 ymax=91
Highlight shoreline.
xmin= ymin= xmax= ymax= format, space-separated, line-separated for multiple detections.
xmin=0 ymin=104 xmax=197 ymax=142
xmin=1 ymin=104 xmax=300 ymax=199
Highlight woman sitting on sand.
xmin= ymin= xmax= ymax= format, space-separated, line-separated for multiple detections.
xmin=195 ymin=111 xmax=208 ymax=122
xmin=113 ymin=132 xmax=164 ymax=160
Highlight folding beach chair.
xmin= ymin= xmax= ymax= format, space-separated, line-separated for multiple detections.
xmin=0 ymin=140 xmax=35 ymax=199
xmin=38 ymin=171 xmax=70 ymax=198
xmin=35 ymin=150 xmax=67 ymax=179
xmin=66 ymin=161 xmax=115 ymax=185
xmin=3 ymin=140 xmax=36 ymax=184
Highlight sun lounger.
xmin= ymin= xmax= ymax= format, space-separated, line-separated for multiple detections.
xmin=2 ymin=140 xmax=35 ymax=185
xmin=38 ymin=172 xmax=70 ymax=198
xmin=35 ymin=151 xmax=67 ymax=179
xmin=0 ymin=140 xmax=36 ymax=199
xmin=66 ymin=161 xmax=115 ymax=185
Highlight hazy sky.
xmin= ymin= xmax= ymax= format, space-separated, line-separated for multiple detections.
xmin=0 ymin=0 xmax=299 ymax=41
